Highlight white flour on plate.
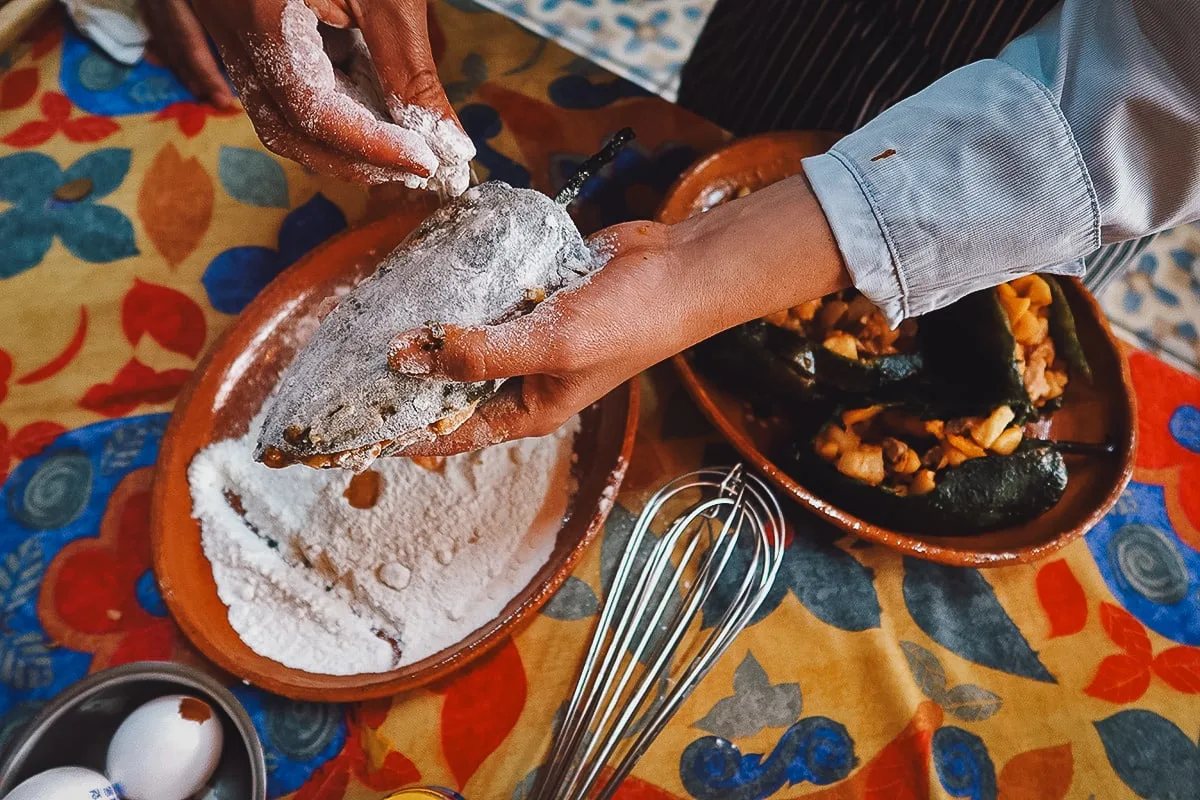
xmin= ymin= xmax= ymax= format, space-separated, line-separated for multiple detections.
xmin=189 ymin=411 xmax=579 ymax=675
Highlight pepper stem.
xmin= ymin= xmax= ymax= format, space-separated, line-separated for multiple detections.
xmin=555 ymin=128 xmax=637 ymax=206
xmin=1030 ymin=438 xmax=1117 ymax=456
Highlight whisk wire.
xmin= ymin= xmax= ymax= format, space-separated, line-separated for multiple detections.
xmin=596 ymin=504 xmax=758 ymax=798
xmin=537 ymin=476 xmax=684 ymax=794
xmin=530 ymin=466 xmax=785 ymax=800
xmin=572 ymin=497 xmax=744 ymax=797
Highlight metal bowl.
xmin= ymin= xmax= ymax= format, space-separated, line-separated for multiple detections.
xmin=0 ymin=661 xmax=266 ymax=799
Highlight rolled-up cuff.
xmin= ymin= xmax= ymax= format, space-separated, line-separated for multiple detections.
xmin=800 ymin=60 xmax=1101 ymax=327
xmin=802 ymin=150 xmax=906 ymax=326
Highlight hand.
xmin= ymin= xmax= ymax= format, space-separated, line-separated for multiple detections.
xmin=141 ymin=0 xmax=234 ymax=109
xmin=387 ymin=175 xmax=852 ymax=456
xmin=191 ymin=0 xmax=473 ymax=190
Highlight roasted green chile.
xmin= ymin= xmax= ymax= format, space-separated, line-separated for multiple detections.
xmin=790 ymin=421 xmax=1068 ymax=534
xmin=693 ymin=321 xmax=818 ymax=404
xmin=694 ymin=319 xmax=923 ymax=404
xmin=1046 ymin=275 xmax=1092 ymax=382
xmin=692 ymin=276 xmax=1095 ymax=535
xmin=917 ymin=275 xmax=1089 ymax=421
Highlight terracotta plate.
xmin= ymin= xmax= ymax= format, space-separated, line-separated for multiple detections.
xmin=660 ymin=132 xmax=1136 ymax=567
xmin=151 ymin=210 xmax=638 ymax=701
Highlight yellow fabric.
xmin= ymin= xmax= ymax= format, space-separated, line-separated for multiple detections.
xmin=1 ymin=6 xmax=1198 ymax=800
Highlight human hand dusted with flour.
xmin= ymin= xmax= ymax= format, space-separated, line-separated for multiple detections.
xmin=141 ymin=0 xmax=234 ymax=109
xmin=387 ymin=176 xmax=852 ymax=455
xmin=171 ymin=0 xmax=473 ymax=192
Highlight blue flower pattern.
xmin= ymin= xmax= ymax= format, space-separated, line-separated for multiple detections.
xmin=474 ymin=0 xmax=715 ymax=96
xmin=541 ymin=0 xmax=595 ymax=10
xmin=615 ymin=10 xmax=679 ymax=53
xmin=0 ymin=149 xmax=138 ymax=278
xmin=1087 ymin=480 xmax=1200 ymax=646
xmin=1101 ymin=226 xmax=1200 ymax=376
xmin=59 ymin=21 xmax=198 ymax=115
xmin=0 ymin=417 xmax=167 ymax=748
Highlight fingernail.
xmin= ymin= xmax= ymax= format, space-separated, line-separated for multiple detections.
xmin=388 ymin=323 xmax=444 ymax=375
xmin=389 ymin=347 xmax=432 ymax=375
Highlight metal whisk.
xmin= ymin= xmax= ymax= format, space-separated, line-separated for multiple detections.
xmin=529 ymin=465 xmax=785 ymax=800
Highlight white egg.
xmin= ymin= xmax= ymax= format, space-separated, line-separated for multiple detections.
xmin=4 ymin=766 xmax=116 ymax=800
xmin=105 ymin=694 xmax=224 ymax=800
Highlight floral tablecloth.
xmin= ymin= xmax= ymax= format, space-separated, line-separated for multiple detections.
xmin=467 ymin=0 xmax=715 ymax=99
xmin=1 ymin=5 xmax=1199 ymax=799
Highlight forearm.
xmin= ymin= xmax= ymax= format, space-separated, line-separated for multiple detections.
xmin=668 ymin=175 xmax=850 ymax=336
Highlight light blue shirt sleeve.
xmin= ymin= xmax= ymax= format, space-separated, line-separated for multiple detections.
xmin=800 ymin=0 xmax=1200 ymax=326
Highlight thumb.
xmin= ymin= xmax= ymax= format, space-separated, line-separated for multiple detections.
xmin=388 ymin=316 xmax=555 ymax=383
xmin=304 ymin=0 xmax=353 ymax=27
xmin=355 ymin=0 xmax=473 ymax=165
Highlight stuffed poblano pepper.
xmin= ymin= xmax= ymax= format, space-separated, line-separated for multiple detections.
xmin=761 ymin=289 xmax=924 ymax=394
xmin=256 ymin=130 xmax=636 ymax=471
xmin=792 ymin=403 xmax=1068 ymax=534
xmin=692 ymin=320 xmax=819 ymax=406
xmin=918 ymin=274 xmax=1089 ymax=421
xmin=695 ymin=289 xmax=923 ymax=403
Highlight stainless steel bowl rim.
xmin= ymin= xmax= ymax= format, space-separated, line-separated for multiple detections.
xmin=0 ymin=660 xmax=267 ymax=799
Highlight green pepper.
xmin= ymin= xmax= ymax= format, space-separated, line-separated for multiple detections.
xmin=763 ymin=323 xmax=924 ymax=396
xmin=692 ymin=321 xmax=818 ymax=406
xmin=917 ymin=275 xmax=1087 ymax=421
xmin=787 ymin=417 xmax=1068 ymax=534
xmin=1045 ymin=275 xmax=1092 ymax=381
xmin=694 ymin=318 xmax=923 ymax=405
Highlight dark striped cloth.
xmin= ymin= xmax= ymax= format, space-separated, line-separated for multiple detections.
xmin=675 ymin=0 xmax=1149 ymax=294
xmin=678 ymin=0 xmax=1062 ymax=135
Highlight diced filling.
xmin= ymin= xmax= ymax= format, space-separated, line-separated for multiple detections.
xmin=763 ymin=289 xmax=918 ymax=362
xmin=997 ymin=275 xmax=1069 ymax=406
xmin=814 ymin=404 xmax=1024 ymax=496
xmin=701 ymin=183 xmax=754 ymax=212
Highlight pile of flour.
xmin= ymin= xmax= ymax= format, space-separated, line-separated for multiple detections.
xmin=189 ymin=410 xmax=579 ymax=675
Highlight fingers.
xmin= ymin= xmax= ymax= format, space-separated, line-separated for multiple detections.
xmin=249 ymin=0 xmax=439 ymax=176
xmin=388 ymin=315 xmax=558 ymax=383
xmin=354 ymin=0 xmax=474 ymax=174
xmin=303 ymin=0 xmax=353 ymax=27
xmin=144 ymin=0 xmax=234 ymax=108
xmin=397 ymin=385 xmax=528 ymax=457
xmin=397 ymin=379 xmax=574 ymax=457
xmin=227 ymin=49 xmax=427 ymax=185
xmin=356 ymin=0 xmax=446 ymax=112
xmin=388 ymin=225 xmax=685 ymax=456
xmin=356 ymin=0 xmax=468 ymax=138
xmin=259 ymin=118 xmax=426 ymax=184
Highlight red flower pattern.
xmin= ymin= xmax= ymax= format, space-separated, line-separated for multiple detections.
xmin=1129 ymin=350 xmax=1200 ymax=551
xmin=16 ymin=307 xmax=88 ymax=386
xmin=21 ymin=9 xmax=63 ymax=59
xmin=78 ymin=358 xmax=191 ymax=418
xmin=0 ymin=421 xmax=67 ymax=485
xmin=1085 ymin=601 xmax=1200 ymax=702
xmin=38 ymin=468 xmax=189 ymax=671
xmin=0 ymin=347 xmax=67 ymax=484
xmin=804 ymin=702 xmax=942 ymax=800
xmin=0 ymin=68 xmax=38 ymax=112
xmin=295 ymin=701 xmax=421 ymax=799
xmin=3 ymin=92 xmax=120 ymax=147
xmin=153 ymin=101 xmax=239 ymax=137
xmin=0 ymin=348 xmax=11 ymax=406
